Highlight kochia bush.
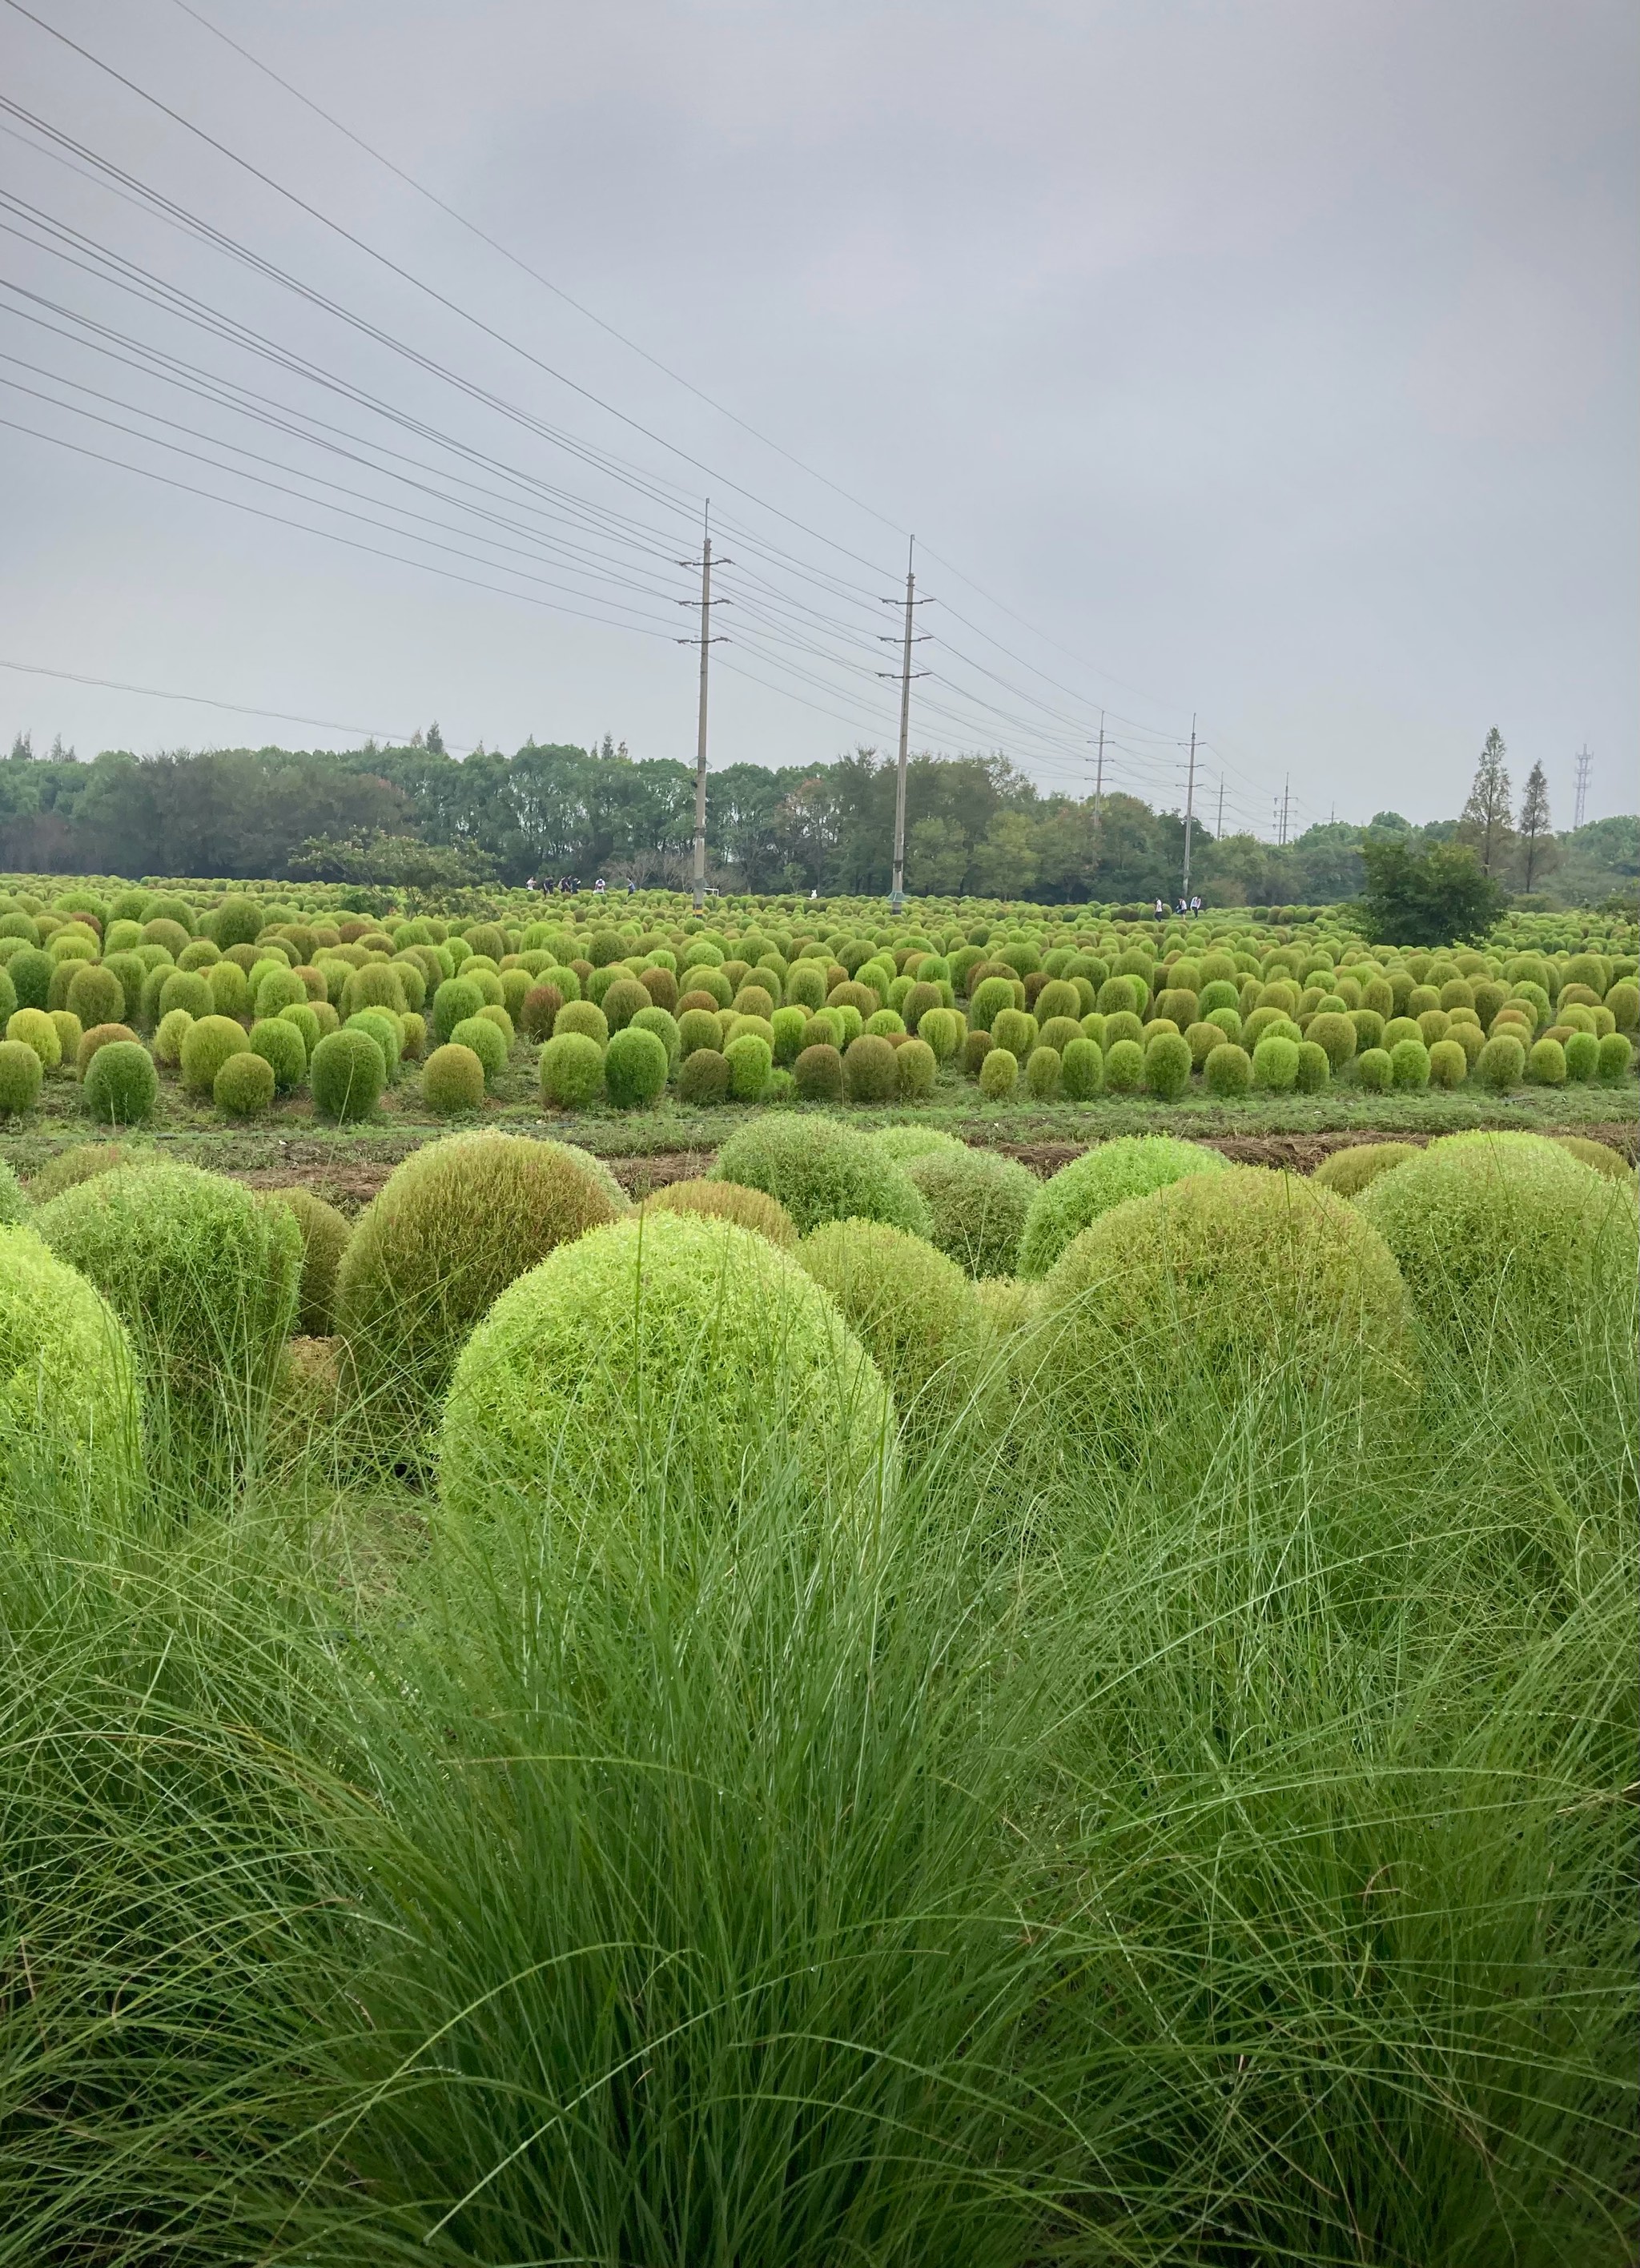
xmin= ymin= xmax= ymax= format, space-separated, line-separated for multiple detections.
xmin=438 ymin=1211 xmax=892 ymax=1531
xmin=310 ymin=1030 xmax=385 ymax=1122
xmin=336 ymin=1131 xmax=621 ymax=1435
xmin=640 ymin=1177 xmax=798 ymax=1248
xmin=605 ymin=1025 xmax=671 ymax=1108
xmin=1017 ymin=1166 xmax=1414 ymax=1455
xmin=713 ymin=1117 xmax=931 ymax=1239
xmin=36 ymin=1160 xmax=300 ymax=1456
xmin=906 ymin=1144 xmax=1039 ymax=1281
xmin=1019 ymin=1135 xmax=1230 ymax=1279
xmin=0 ymin=1222 xmax=143 ymax=1521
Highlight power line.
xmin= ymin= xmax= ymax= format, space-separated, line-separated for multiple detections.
xmin=0 ymin=653 xmax=459 ymax=747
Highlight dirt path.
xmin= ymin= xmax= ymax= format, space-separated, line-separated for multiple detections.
xmin=224 ymin=1122 xmax=1636 ymax=1212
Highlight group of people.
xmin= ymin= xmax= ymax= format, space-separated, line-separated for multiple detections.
xmin=1155 ymin=894 xmax=1204 ymax=920
xmin=524 ymin=875 xmax=633 ymax=895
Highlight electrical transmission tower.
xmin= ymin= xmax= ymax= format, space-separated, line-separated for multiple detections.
xmin=1279 ymin=775 xmax=1292 ymax=847
xmin=877 ymin=536 xmax=927 ymax=912
xmin=677 ymin=501 xmax=730 ymax=910
xmin=1573 ymin=745 xmax=1593 ymax=828
xmin=1180 ymin=717 xmax=1198 ymax=898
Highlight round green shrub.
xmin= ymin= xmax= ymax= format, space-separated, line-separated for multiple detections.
xmin=713 ymin=1116 xmax=931 ymax=1239
xmin=74 ymin=1022 xmax=137 ymax=1080
xmin=1018 ymin=1167 xmax=1413 ymax=1452
xmin=1474 ymin=1032 xmax=1525 ymax=1090
xmin=538 ymin=1030 xmax=605 ymax=1109
xmin=917 ymin=1006 xmax=963 ymax=1062
xmin=796 ymin=1218 xmax=993 ymax=1461
xmin=0 ymin=1222 xmax=143 ymax=1519
xmin=1103 ymin=1037 xmax=1143 ymax=1092
xmin=82 ymin=1039 xmax=157 ymax=1127
xmin=1561 ymin=1031 xmax=1599 ymax=1082
xmin=601 ymin=977 xmax=651 ymax=1032
xmin=1204 ymin=1042 xmax=1252 ymax=1097
xmin=640 ymin=1178 xmax=797 ymax=1248
xmin=842 ymin=1034 xmax=898 ymax=1102
xmin=979 ymin=1046 xmax=1019 ymax=1100
xmin=1252 ymin=1034 xmax=1299 ymax=1091
xmin=1553 ymin=1135 xmax=1632 ymax=1182
xmin=906 ymin=1144 xmax=1038 ymax=1281
xmin=432 ymin=975 xmax=485 ymax=1042
xmin=960 ymin=1028 xmax=994 ymax=1077
xmin=1144 ymin=1030 xmax=1192 ymax=1101
xmin=1059 ymin=1037 xmax=1103 ymax=1098
xmin=64 ymin=962 xmax=123 ymax=1030
xmin=7 ymin=1008 xmax=60 ymax=1073
xmin=967 ymin=975 xmax=1016 ymax=1030
xmin=254 ymin=965 xmax=307 ymax=1019
xmin=1308 ymin=1142 xmax=1417 ymax=1199
xmin=214 ymin=1051 xmax=275 ymax=1118
xmin=37 ymin=1160 xmax=300 ymax=1450
xmin=606 ymin=1024 xmax=671 ymax=1107
xmin=7 ymin=946 xmax=53 ymax=1012
xmin=723 ymin=1031 xmax=772 ymax=1102
xmin=770 ymin=1005 xmax=808 ymax=1065
xmin=336 ymin=1131 xmax=620 ymax=1433
xmin=793 ymin=1042 xmax=843 ymax=1102
xmin=553 ymin=1000 xmax=609 ymax=1048
xmin=247 ymin=1018 xmax=307 ymax=1093
xmin=448 ymin=1014 xmax=507 ymax=1086
xmin=1023 ymin=1044 xmax=1062 ymax=1099
xmin=1019 ymin=1134 xmax=1229 ymax=1279
xmin=1426 ymin=1038 xmax=1468 ymax=1089
xmin=1595 ymin=1032 xmax=1634 ymax=1082
xmin=1306 ymin=1010 xmax=1357 ymax=1070
xmin=895 ymin=1035 xmax=938 ymax=1100
xmin=1389 ymin=1038 xmax=1431 ymax=1090
xmin=205 ymin=961 xmax=251 ymax=1021
xmin=422 ymin=1042 xmax=487 ymax=1114
xmin=311 ymin=1030 xmax=385 ymax=1122
xmin=1293 ymin=1040 xmax=1331 ymax=1093
xmin=439 ymin=1211 xmax=890 ymax=1531
xmin=677 ymin=1008 xmax=722 ymax=1058
xmin=676 ymin=1047 xmax=731 ymax=1105
xmin=339 ymin=962 xmax=406 ymax=1024
xmin=1358 ymin=1134 xmax=1638 ymax=1359
xmin=347 ymin=1008 xmax=404 ymax=1079
xmin=991 ymin=1007 xmax=1038 ymax=1058
xmin=1526 ymin=1037 xmax=1567 ymax=1086
xmin=157 ymin=969 xmax=213 ymax=1023
xmin=259 ymin=1187 xmax=350 ymax=1336
xmin=180 ymin=1014 xmax=250 ymax=1096
xmin=152 ymin=1008 xmax=195 ymax=1067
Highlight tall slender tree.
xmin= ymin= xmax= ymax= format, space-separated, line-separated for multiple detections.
xmin=1458 ymin=726 xmax=1513 ymax=875
xmin=1514 ymin=760 xmax=1557 ymax=890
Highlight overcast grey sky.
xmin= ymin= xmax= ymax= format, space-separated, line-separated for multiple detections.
xmin=1 ymin=0 xmax=1634 ymax=832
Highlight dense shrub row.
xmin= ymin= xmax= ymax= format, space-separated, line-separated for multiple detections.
xmin=0 ymin=881 xmax=1632 ymax=1125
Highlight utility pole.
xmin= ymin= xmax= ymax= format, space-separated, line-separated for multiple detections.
xmin=1279 ymin=774 xmax=1292 ymax=848
xmin=1215 ymin=777 xmax=1224 ymax=838
xmin=1573 ymin=744 xmax=1592 ymax=828
xmin=876 ymin=535 xmax=927 ymax=912
xmin=677 ymin=501 xmax=729 ymax=910
xmin=1180 ymin=714 xmax=1197 ymax=900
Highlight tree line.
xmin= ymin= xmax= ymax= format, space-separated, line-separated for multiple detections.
xmin=0 ymin=726 xmax=1633 ymax=907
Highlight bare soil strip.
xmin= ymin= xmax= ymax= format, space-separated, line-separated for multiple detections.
xmin=223 ymin=1122 xmax=1636 ymax=1213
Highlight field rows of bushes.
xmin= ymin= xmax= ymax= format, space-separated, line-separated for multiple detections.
xmin=0 ymin=881 xmax=1635 ymax=1131
xmin=0 ymin=1102 xmax=1634 ymax=2259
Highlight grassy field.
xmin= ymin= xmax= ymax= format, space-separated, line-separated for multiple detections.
xmin=1 ymin=1142 xmax=1634 ymax=2263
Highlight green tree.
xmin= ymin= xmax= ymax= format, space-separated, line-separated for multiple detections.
xmin=1457 ymin=727 xmax=1513 ymax=875
xmin=1360 ymin=837 xmax=1505 ymax=946
xmin=906 ymin=814 xmax=970 ymax=894
xmin=1513 ymin=761 xmax=1558 ymax=891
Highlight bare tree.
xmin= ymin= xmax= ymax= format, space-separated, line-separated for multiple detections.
xmin=1457 ymin=727 xmax=1513 ymax=875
